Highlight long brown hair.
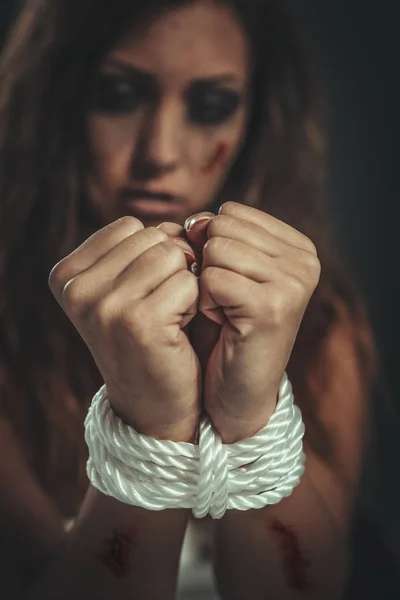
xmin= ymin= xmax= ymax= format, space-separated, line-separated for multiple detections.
xmin=0 ymin=0 xmax=377 ymax=516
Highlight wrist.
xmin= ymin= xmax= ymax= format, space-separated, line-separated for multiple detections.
xmin=137 ymin=420 xmax=200 ymax=444
xmin=85 ymin=376 xmax=305 ymax=519
xmin=113 ymin=408 xmax=200 ymax=444
xmin=207 ymin=393 xmax=278 ymax=444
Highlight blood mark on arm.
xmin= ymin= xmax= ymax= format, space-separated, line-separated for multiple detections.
xmin=97 ymin=526 xmax=139 ymax=579
xmin=268 ymin=518 xmax=312 ymax=592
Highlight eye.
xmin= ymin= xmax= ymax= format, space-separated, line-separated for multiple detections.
xmin=90 ymin=74 xmax=146 ymax=115
xmin=188 ymin=89 xmax=241 ymax=126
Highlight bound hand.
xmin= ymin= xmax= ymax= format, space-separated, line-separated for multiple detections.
xmin=185 ymin=202 xmax=321 ymax=443
xmin=49 ymin=217 xmax=201 ymax=443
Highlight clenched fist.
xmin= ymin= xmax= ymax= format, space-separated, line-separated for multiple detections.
xmin=48 ymin=217 xmax=201 ymax=443
xmin=185 ymin=202 xmax=321 ymax=443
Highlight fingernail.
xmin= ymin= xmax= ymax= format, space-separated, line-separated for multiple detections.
xmin=184 ymin=250 xmax=196 ymax=266
xmin=184 ymin=214 xmax=214 ymax=232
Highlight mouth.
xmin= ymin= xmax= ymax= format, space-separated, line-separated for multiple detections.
xmin=120 ymin=189 xmax=184 ymax=221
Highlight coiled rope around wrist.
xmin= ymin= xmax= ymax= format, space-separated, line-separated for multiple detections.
xmin=85 ymin=373 xmax=305 ymax=519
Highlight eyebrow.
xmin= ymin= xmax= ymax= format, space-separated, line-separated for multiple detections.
xmin=104 ymin=56 xmax=241 ymax=86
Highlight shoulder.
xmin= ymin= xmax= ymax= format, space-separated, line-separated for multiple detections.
xmin=302 ymin=308 xmax=375 ymax=513
xmin=296 ymin=306 xmax=377 ymax=526
xmin=309 ymin=306 xmax=374 ymax=429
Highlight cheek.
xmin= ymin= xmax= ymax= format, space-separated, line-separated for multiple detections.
xmin=88 ymin=116 xmax=136 ymax=185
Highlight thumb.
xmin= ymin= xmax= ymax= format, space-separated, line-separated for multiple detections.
xmin=184 ymin=212 xmax=214 ymax=252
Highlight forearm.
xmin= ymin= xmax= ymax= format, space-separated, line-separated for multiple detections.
xmin=27 ymin=485 xmax=189 ymax=600
xmin=213 ymin=457 xmax=353 ymax=600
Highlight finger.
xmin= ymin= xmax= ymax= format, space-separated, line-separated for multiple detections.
xmin=219 ymin=202 xmax=316 ymax=253
xmin=115 ymin=240 xmax=191 ymax=303
xmin=62 ymin=239 xmax=192 ymax=325
xmin=58 ymin=227 xmax=168 ymax=310
xmin=140 ymin=268 xmax=199 ymax=330
xmin=49 ymin=217 xmax=144 ymax=302
xmin=184 ymin=212 xmax=215 ymax=251
xmin=79 ymin=226 xmax=167 ymax=282
xmin=202 ymin=237 xmax=282 ymax=284
xmin=206 ymin=214 xmax=298 ymax=259
xmin=203 ymin=234 xmax=319 ymax=289
xmin=199 ymin=267 xmax=261 ymax=326
xmin=157 ymin=222 xmax=196 ymax=264
xmin=156 ymin=222 xmax=184 ymax=237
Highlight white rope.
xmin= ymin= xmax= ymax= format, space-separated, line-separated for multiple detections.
xmin=85 ymin=373 xmax=306 ymax=519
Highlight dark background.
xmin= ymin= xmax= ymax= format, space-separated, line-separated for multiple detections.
xmin=1 ymin=0 xmax=399 ymax=586
xmin=285 ymin=0 xmax=400 ymax=565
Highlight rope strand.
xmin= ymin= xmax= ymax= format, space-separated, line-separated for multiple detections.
xmin=85 ymin=373 xmax=306 ymax=518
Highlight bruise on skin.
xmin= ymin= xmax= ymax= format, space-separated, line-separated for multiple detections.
xmin=268 ymin=518 xmax=312 ymax=592
xmin=201 ymin=141 xmax=229 ymax=174
xmin=97 ymin=526 xmax=139 ymax=579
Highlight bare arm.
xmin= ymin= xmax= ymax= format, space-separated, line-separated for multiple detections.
xmin=0 ymin=418 xmax=191 ymax=600
xmin=0 ymin=217 xmax=203 ymax=599
xmin=213 ymin=454 xmax=351 ymax=600
xmin=212 ymin=322 xmax=368 ymax=600
xmin=30 ymin=487 xmax=190 ymax=600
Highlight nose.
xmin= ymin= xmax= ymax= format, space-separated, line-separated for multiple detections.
xmin=134 ymin=100 xmax=182 ymax=179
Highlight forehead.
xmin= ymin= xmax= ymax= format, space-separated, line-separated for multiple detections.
xmin=108 ymin=1 xmax=250 ymax=83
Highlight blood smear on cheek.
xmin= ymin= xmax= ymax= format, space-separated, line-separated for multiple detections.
xmin=201 ymin=142 xmax=229 ymax=174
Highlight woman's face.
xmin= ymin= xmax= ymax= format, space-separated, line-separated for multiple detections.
xmin=87 ymin=0 xmax=250 ymax=227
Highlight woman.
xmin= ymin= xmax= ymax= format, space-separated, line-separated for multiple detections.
xmin=0 ymin=0 xmax=378 ymax=598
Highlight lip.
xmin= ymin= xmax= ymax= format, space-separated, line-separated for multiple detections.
xmin=120 ymin=190 xmax=184 ymax=219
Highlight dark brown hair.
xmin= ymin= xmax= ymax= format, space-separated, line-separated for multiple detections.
xmin=0 ymin=0 xmax=377 ymax=516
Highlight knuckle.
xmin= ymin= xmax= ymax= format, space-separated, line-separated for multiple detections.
xmin=302 ymin=251 xmax=321 ymax=283
xmin=118 ymin=302 xmax=141 ymax=329
xmin=263 ymin=289 xmax=288 ymax=326
xmin=311 ymin=259 xmax=322 ymax=286
xmin=302 ymin=236 xmax=318 ymax=256
xmin=93 ymin=293 xmax=119 ymax=329
xmin=48 ymin=261 xmax=66 ymax=294
xmin=286 ymin=275 xmax=307 ymax=300
xmin=118 ymin=303 xmax=152 ymax=346
xmin=61 ymin=276 xmax=88 ymax=315
xmin=95 ymin=295 xmax=148 ymax=343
